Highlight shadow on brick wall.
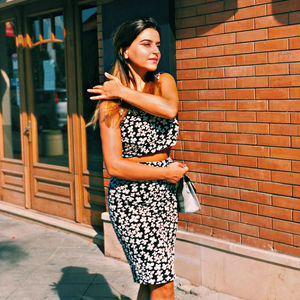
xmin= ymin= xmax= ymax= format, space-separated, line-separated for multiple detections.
xmin=271 ymin=0 xmax=300 ymax=24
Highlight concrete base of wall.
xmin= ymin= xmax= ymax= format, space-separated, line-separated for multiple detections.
xmin=102 ymin=212 xmax=300 ymax=300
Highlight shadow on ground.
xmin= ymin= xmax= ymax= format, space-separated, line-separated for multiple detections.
xmin=51 ymin=266 xmax=131 ymax=300
xmin=0 ymin=240 xmax=28 ymax=265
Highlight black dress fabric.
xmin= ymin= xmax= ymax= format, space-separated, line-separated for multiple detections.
xmin=107 ymin=103 xmax=179 ymax=284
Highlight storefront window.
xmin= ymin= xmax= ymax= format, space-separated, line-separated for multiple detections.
xmin=0 ymin=20 xmax=22 ymax=159
xmin=81 ymin=3 xmax=102 ymax=172
xmin=30 ymin=14 xmax=69 ymax=167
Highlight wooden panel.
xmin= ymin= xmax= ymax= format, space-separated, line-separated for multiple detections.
xmin=2 ymin=189 xmax=25 ymax=207
xmin=83 ymin=185 xmax=105 ymax=209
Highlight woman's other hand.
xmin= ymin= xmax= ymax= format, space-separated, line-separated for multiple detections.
xmin=88 ymin=72 xmax=123 ymax=100
xmin=165 ymin=162 xmax=189 ymax=183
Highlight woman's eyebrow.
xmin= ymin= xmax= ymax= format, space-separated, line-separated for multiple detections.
xmin=140 ymin=39 xmax=160 ymax=44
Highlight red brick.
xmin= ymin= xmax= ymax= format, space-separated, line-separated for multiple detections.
xmin=207 ymin=33 xmax=235 ymax=46
xmin=225 ymin=0 xmax=255 ymax=9
xmin=184 ymin=141 xmax=209 ymax=151
xmin=257 ymin=112 xmax=290 ymax=123
xmin=210 ymin=164 xmax=239 ymax=177
xmin=202 ymin=195 xmax=228 ymax=208
xmin=241 ymin=212 xmax=272 ymax=228
xmin=229 ymin=199 xmax=258 ymax=214
xmin=176 ymin=16 xmax=205 ymax=29
xmin=212 ymin=186 xmax=240 ymax=200
xmin=179 ymin=212 xmax=202 ymax=223
xmin=290 ymin=63 xmax=300 ymax=74
xmin=291 ymin=113 xmax=300 ymax=123
xmin=206 ymin=10 xmax=235 ymax=25
xmin=295 ymin=235 xmax=300 ymax=247
xmin=225 ymin=19 xmax=254 ymax=33
xmin=229 ymin=221 xmax=259 ymax=236
xmin=258 ymin=158 xmax=291 ymax=171
xmin=225 ymin=66 xmax=255 ymax=77
xmin=242 ymin=235 xmax=273 ymax=251
xmin=227 ymin=111 xmax=256 ymax=122
xmin=294 ymin=211 xmax=300 ymax=223
xmin=212 ymin=228 xmax=241 ymax=243
xmin=289 ymin=37 xmax=300 ymax=50
xmin=197 ymin=1 xmax=224 ymax=14
xmin=177 ymin=69 xmax=198 ymax=80
xmin=239 ymin=145 xmax=269 ymax=157
xmin=178 ymin=221 xmax=188 ymax=231
xmin=238 ymin=123 xmax=269 ymax=134
xmin=197 ymin=68 xmax=224 ymax=79
xmin=241 ymin=190 xmax=271 ymax=205
xmin=274 ymin=219 xmax=300 ymax=235
xmin=210 ymin=143 xmax=238 ymax=155
xmin=269 ymin=24 xmax=300 ymax=39
xmin=267 ymin=0 xmax=300 ymax=15
xmin=179 ymin=90 xmax=199 ymax=100
xmin=270 ymin=124 xmax=299 ymax=136
xmin=273 ymin=242 xmax=300 ymax=257
xmin=227 ymin=133 xmax=256 ymax=144
xmin=228 ymin=155 xmax=257 ymax=168
xmin=256 ymin=88 xmax=289 ymax=99
xmin=201 ymin=152 xmax=227 ymax=164
xmin=255 ymin=14 xmax=289 ymax=29
xmin=226 ymin=90 xmax=255 ymax=100
xmin=258 ymin=181 xmax=292 ymax=196
xmin=237 ymin=99 xmax=268 ymax=109
xmin=186 ymin=161 xmax=210 ymax=173
xmin=201 ymin=173 xmax=228 ymax=186
xmin=212 ymin=207 xmax=240 ymax=222
xmin=225 ymin=43 xmax=254 ymax=55
xmin=182 ymin=100 xmax=208 ymax=110
xmin=290 ymin=87 xmax=300 ymax=98
xmin=236 ymin=53 xmax=268 ymax=65
xmin=292 ymin=161 xmax=300 ymax=172
xmin=210 ymin=122 xmax=237 ymax=133
xmin=209 ymin=100 xmax=236 ymax=110
xmin=207 ymin=56 xmax=235 ymax=67
xmin=272 ymin=171 xmax=300 ymax=185
xmin=197 ymin=45 xmax=224 ymax=58
xmin=196 ymin=24 xmax=224 ymax=36
xmin=294 ymin=186 xmax=300 ymax=198
xmin=260 ymin=228 xmax=293 ymax=244
xmin=176 ymin=28 xmax=196 ymax=39
xmin=181 ymin=79 xmax=208 ymax=90
xmin=181 ymin=58 xmax=207 ymax=69
xmin=269 ymin=50 xmax=300 ymax=63
xmin=198 ymin=90 xmax=225 ymax=101
xmin=198 ymin=111 xmax=225 ymax=121
xmin=259 ymin=204 xmax=293 ymax=220
xmin=269 ymin=75 xmax=300 ymax=88
xmin=182 ymin=151 xmax=201 ymax=161
xmin=255 ymin=63 xmax=289 ymax=76
xmin=200 ymin=132 xmax=225 ymax=143
xmin=271 ymin=147 xmax=300 ymax=160
xmin=209 ymin=78 xmax=236 ymax=89
xmin=202 ymin=216 xmax=228 ymax=230
xmin=177 ymin=48 xmax=197 ymax=59
xmin=229 ymin=177 xmax=258 ymax=191
xmin=182 ymin=121 xmax=209 ymax=131
xmin=194 ymin=183 xmax=211 ymax=195
xmin=257 ymin=135 xmax=290 ymax=147
xmin=175 ymin=6 xmax=197 ymax=18
xmin=290 ymin=10 xmax=300 ymax=24
xmin=292 ymin=137 xmax=300 ymax=148
xmin=237 ymin=77 xmax=268 ymax=89
xmin=181 ymin=130 xmax=200 ymax=141
xmin=187 ymin=223 xmax=213 ymax=236
xmin=178 ymin=110 xmax=198 ymax=120
xmin=235 ymin=5 xmax=266 ymax=20
xmin=176 ymin=40 xmax=181 ymax=50
xmin=255 ymin=39 xmax=288 ymax=52
xmin=272 ymin=195 xmax=300 ymax=210
xmin=240 ymin=166 xmax=271 ymax=180
xmin=236 ymin=29 xmax=267 ymax=43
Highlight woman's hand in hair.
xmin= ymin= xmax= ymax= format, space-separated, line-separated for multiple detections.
xmin=88 ymin=73 xmax=123 ymax=100
xmin=165 ymin=162 xmax=188 ymax=183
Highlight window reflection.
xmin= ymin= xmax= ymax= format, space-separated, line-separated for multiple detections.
xmin=30 ymin=14 xmax=68 ymax=167
xmin=81 ymin=4 xmax=102 ymax=172
xmin=0 ymin=21 xmax=21 ymax=159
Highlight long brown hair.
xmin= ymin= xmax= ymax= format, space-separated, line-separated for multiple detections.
xmin=88 ymin=17 xmax=161 ymax=128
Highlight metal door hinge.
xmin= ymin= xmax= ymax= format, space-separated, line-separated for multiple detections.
xmin=24 ymin=120 xmax=31 ymax=142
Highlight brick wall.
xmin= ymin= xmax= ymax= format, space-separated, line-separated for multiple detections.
xmin=175 ymin=0 xmax=300 ymax=257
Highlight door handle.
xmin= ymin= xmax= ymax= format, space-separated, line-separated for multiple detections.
xmin=24 ymin=120 xmax=31 ymax=142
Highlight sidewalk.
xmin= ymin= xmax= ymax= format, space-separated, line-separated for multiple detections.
xmin=0 ymin=212 xmax=243 ymax=300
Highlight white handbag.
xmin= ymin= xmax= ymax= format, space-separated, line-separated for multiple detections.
xmin=176 ymin=175 xmax=200 ymax=213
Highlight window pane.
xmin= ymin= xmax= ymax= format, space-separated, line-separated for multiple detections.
xmin=0 ymin=21 xmax=21 ymax=159
xmin=81 ymin=4 xmax=102 ymax=172
xmin=30 ymin=14 xmax=68 ymax=167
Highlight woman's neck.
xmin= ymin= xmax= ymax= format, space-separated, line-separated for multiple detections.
xmin=128 ymin=64 xmax=146 ymax=91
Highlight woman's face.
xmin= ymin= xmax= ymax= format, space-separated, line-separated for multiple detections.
xmin=123 ymin=28 xmax=161 ymax=76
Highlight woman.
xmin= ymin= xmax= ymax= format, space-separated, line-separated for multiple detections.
xmin=88 ymin=17 xmax=188 ymax=300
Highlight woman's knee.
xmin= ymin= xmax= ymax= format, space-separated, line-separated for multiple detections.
xmin=149 ymin=281 xmax=174 ymax=299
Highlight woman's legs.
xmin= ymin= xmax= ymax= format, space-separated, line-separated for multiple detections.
xmin=137 ymin=284 xmax=150 ymax=300
xmin=149 ymin=281 xmax=174 ymax=300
